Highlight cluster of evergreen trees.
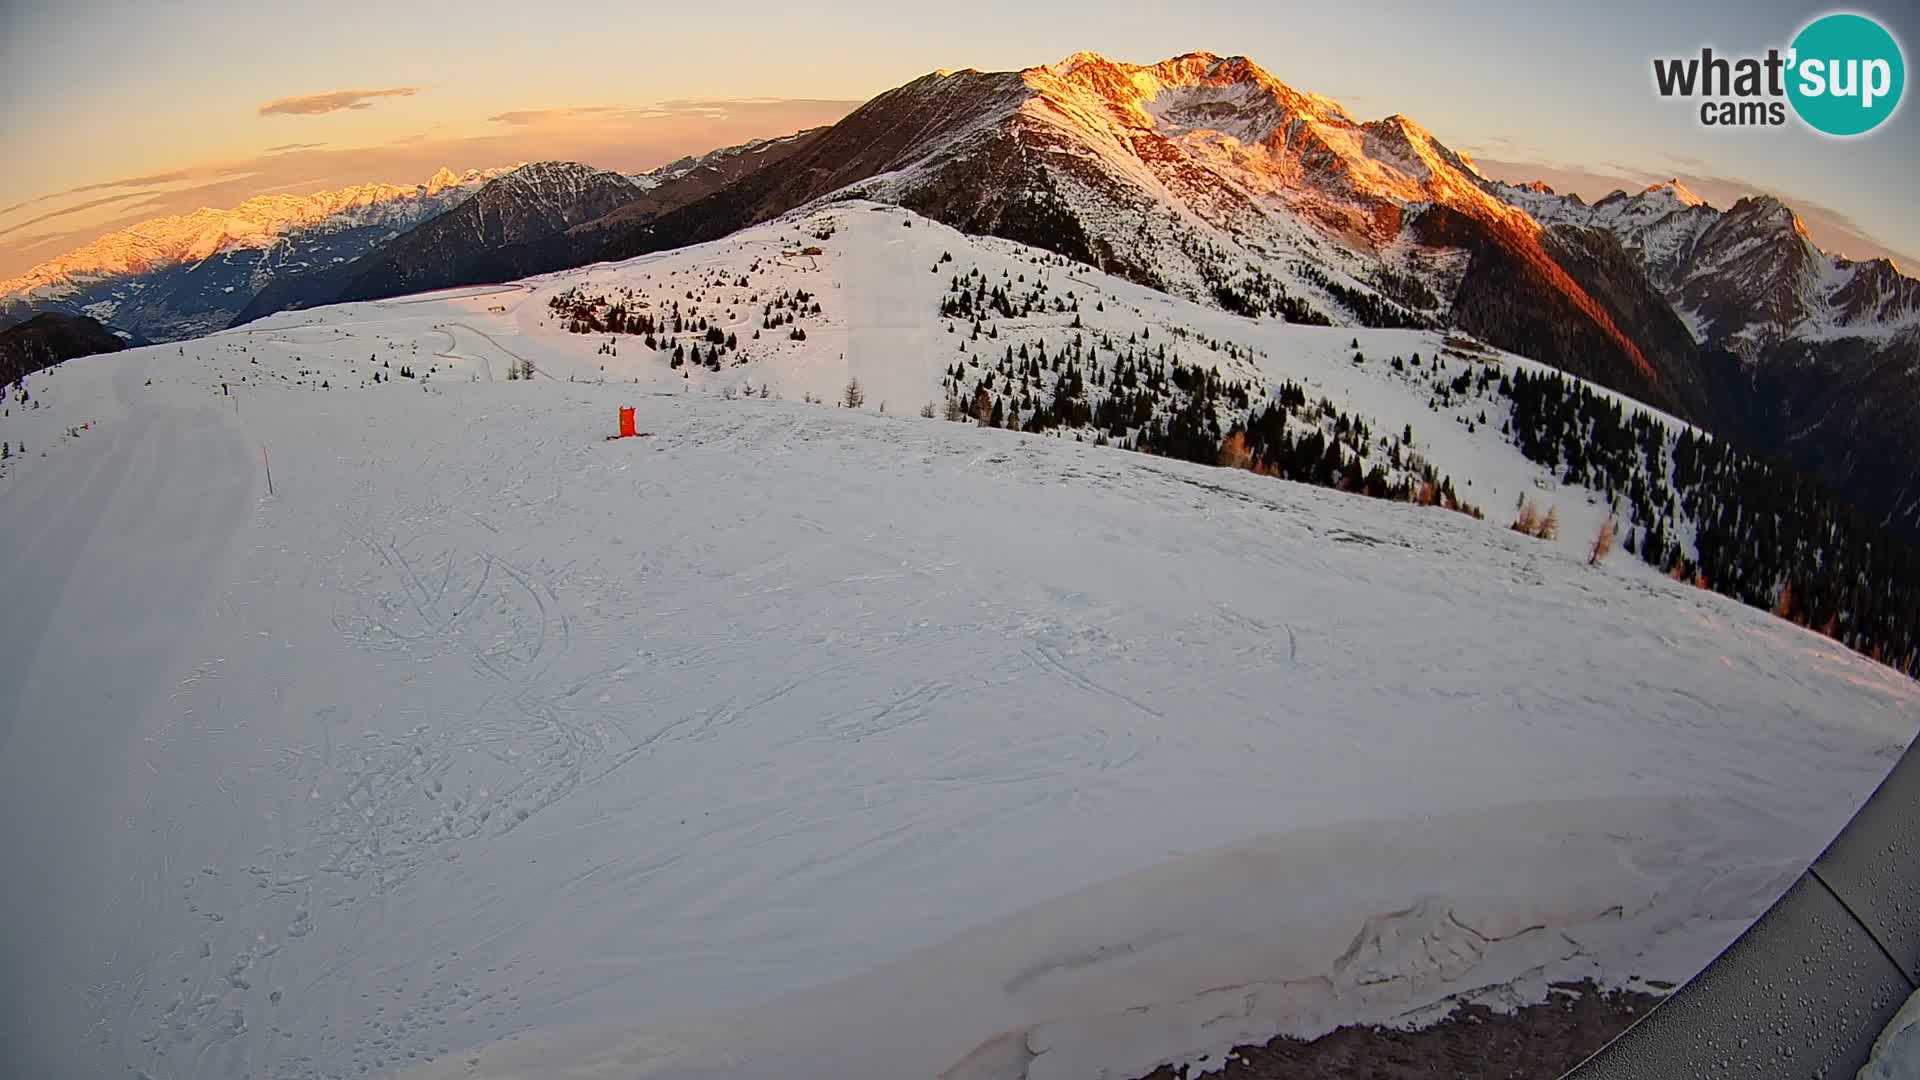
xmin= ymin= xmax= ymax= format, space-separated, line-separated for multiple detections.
xmin=939 ymin=265 xmax=1079 ymax=322
xmin=762 ymin=288 xmax=821 ymax=331
xmin=1503 ymin=368 xmax=1918 ymax=675
xmin=1117 ymin=216 xmax=1430 ymax=329
xmin=932 ymin=271 xmax=1475 ymax=519
xmin=1229 ymin=386 xmax=1471 ymax=511
xmin=1292 ymin=262 xmax=1434 ymax=330
xmin=935 ymin=330 xmax=1476 ymax=518
xmin=548 ymin=285 xmax=657 ymax=337
xmin=931 ymin=257 xmax=1916 ymax=673
xmin=1366 ymin=267 xmax=1443 ymax=314
xmin=545 ymin=272 xmax=826 ymax=374
xmin=1207 ymin=269 xmax=1332 ymax=324
xmin=1162 ymin=223 xmax=1328 ymax=325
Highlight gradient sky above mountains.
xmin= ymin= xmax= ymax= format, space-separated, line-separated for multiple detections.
xmin=2 ymin=0 xmax=1914 ymax=278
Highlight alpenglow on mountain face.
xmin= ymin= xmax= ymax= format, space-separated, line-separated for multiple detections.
xmin=604 ymin=51 xmax=1710 ymax=420
xmin=597 ymin=49 xmax=1920 ymax=538
xmin=0 ymin=167 xmax=510 ymax=342
xmin=8 ymin=50 xmax=1918 ymax=535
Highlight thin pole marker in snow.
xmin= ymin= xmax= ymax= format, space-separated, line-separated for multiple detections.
xmin=263 ymin=446 xmax=274 ymax=495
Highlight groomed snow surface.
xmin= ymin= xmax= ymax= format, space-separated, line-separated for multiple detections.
xmin=1 ymin=206 xmax=1916 ymax=1080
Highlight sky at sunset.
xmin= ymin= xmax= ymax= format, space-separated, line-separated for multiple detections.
xmin=2 ymin=0 xmax=1915 ymax=279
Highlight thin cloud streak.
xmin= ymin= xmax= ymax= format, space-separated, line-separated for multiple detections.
xmin=486 ymin=98 xmax=851 ymax=127
xmin=258 ymin=87 xmax=420 ymax=117
xmin=487 ymin=106 xmax=621 ymax=126
xmin=0 ymin=190 xmax=162 ymax=241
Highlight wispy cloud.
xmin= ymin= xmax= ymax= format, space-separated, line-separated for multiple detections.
xmin=1660 ymin=151 xmax=1711 ymax=170
xmin=654 ymin=99 xmax=733 ymax=117
xmin=265 ymin=141 xmax=328 ymax=154
xmin=0 ymin=162 xmax=258 ymax=216
xmin=485 ymin=98 xmax=849 ymax=129
xmin=487 ymin=106 xmax=620 ymax=126
xmin=1461 ymin=134 xmax=1541 ymax=155
xmin=0 ymin=190 xmax=161 ymax=241
xmin=61 ymin=165 xmax=237 ymax=197
xmin=257 ymin=87 xmax=420 ymax=117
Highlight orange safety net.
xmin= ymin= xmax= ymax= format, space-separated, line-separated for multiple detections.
xmin=619 ymin=407 xmax=636 ymax=438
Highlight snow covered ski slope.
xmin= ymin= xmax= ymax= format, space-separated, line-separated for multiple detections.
xmin=0 ymin=204 xmax=1915 ymax=1080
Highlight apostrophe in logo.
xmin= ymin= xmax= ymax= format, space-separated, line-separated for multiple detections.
xmin=1788 ymin=13 xmax=1904 ymax=135
xmin=1651 ymin=11 xmax=1905 ymax=136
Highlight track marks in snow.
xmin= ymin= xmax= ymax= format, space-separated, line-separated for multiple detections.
xmin=1026 ymin=640 xmax=1166 ymax=720
xmin=15 ymin=370 xmax=1918 ymax=1080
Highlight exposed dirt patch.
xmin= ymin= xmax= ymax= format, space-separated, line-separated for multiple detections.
xmin=1135 ymin=980 xmax=1663 ymax=1080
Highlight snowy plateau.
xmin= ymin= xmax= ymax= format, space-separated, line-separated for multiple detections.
xmin=0 ymin=202 xmax=1915 ymax=1080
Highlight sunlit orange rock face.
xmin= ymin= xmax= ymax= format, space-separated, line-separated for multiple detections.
xmin=1016 ymin=51 xmax=1534 ymax=248
xmin=593 ymin=50 xmax=1702 ymax=418
xmin=998 ymin=52 xmax=1656 ymax=377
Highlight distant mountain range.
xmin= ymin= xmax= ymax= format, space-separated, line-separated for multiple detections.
xmin=0 ymin=168 xmax=509 ymax=341
xmin=4 ymin=51 xmax=1916 ymax=536
xmin=230 ymin=132 xmax=824 ymax=325
xmin=233 ymin=161 xmax=645 ymax=321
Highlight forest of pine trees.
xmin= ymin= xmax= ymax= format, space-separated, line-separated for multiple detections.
xmin=928 ymin=257 xmax=1915 ymax=675
xmin=1291 ymin=262 xmax=1436 ymax=330
xmin=1503 ymin=368 xmax=1919 ymax=675
xmin=931 ymin=273 xmax=1480 ymax=521
xmin=553 ymin=251 xmax=1914 ymax=678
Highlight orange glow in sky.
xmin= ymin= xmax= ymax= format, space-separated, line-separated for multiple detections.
xmin=2 ymin=0 xmax=1914 ymax=278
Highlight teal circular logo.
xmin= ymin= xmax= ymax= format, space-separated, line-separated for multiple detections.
xmin=1788 ymin=13 xmax=1905 ymax=135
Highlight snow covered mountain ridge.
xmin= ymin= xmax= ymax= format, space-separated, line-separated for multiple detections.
xmin=610 ymin=50 xmax=1681 ymax=423
xmin=482 ymin=160 xmax=635 ymax=202
xmin=1482 ymin=172 xmax=1920 ymax=537
xmin=0 ymin=166 xmax=510 ymax=302
xmin=629 ymin=129 xmax=825 ymax=192
xmin=1018 ymin=50 xmax=1528 ymax=234
xmin=1488 ymin=177 xmax=1920 ymax=349
xmin=590 ymin=49 xmax=1915 ymax=540
xmin=8 ymin=49 xmax=1917 ymax=534
xmin=853 ymin=49 xmax=1536 ymax=251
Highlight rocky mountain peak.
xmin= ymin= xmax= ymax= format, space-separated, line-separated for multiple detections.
xmin=424 ymin=167 xmax=465 ymax=196
xmin=1641 ymin=179 xmax=1705 ymax=207
xmin=1736 ymin=195 xmax=1815 ymax=245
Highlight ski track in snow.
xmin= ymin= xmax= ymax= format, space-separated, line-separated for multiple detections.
xmin=0 ymin=204 xmax=1915 ymax=1080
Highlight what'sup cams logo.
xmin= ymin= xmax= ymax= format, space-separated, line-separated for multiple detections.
xmin=1653 ymin=12 xmax=1905 ymax=135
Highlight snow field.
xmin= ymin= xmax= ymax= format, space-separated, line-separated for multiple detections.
xmin=0 ymin=205 xmax=1913 ymax=1080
